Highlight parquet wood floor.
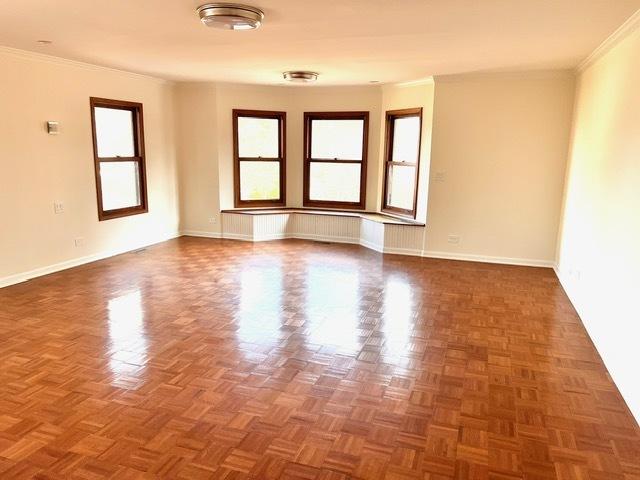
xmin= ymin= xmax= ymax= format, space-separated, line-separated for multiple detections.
xmin=0 ymin=237 xmax=638 ymax=479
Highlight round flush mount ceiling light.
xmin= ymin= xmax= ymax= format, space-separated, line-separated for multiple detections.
xmin=196 ymin=3 xmax=264 ymax=30
xmin=283 ymin=71 xmax=318 ymax=83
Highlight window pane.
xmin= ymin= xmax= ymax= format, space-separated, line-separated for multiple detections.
xmin=238 ymin=117 xmax=279 ymax=158
xmin=309 ymin=162 xmax=361 ymax=203
xmin=311 ymin=120 xmax=364 ymax=160
xmin=100 ymin=161 xmax=141 ymax=210
xmin=392 ymin=116 xmax=420 ymax=163
xmin=387 ymin=164 xmax=416 ymax=211
xmin=240 ymin=161 xmax=280 ymax=201
xmin=94 ymin=107 xmax=135 ymax=158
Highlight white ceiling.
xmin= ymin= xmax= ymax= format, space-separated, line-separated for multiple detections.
xmin=1 ymin=1 xmax=639 ymax=85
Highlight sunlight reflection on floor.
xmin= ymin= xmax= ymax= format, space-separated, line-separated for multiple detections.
xmin=107 ymin=290 xmax=148 ymax=380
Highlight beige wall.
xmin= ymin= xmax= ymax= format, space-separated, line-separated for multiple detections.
xmin=556 ymin=27 xmax=640 ymax=421
xmin=0 ymin=49 xmax=179 ymax=284
xmin=425 ymin=72 xmax=576 ymax=264
xmin=175 ymin=83 xmax=219 ymax=234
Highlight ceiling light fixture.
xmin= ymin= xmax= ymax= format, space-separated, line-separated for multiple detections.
xmin=283 ymin=71 xmax=318 ymax=83
xmin=37 ymin=40 xmax=52 ymax=45
xmin=196 ymin=3 xmax=264 ymax=30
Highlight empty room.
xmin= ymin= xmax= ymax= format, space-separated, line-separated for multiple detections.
xmin=1 ymin=1 xmax=640 ymax=478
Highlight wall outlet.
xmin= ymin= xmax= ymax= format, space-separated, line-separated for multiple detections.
xmin=74 ymin=237 xmax=84 ymax=247
xmin=54 ymin=201 xmax=64 ymax=214
xmin=208 ymin=217 xmax=216 ymax=224
xmin=447 ymin=234 xmax=461 ymax=244
xmin=434 ymin=171 xmax=446 ymax=183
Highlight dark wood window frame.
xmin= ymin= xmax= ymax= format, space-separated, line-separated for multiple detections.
xmin=233 ymin=109 xmax=287 ymax=208
xmin=90 ymin=97 xmax=148 ymax=221
xmin=303 ymin=111 xmax=369 ymax=210
xmin=381 ymin=107 xmax=423 ymax=218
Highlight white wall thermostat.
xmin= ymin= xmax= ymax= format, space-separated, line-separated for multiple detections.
xmin=47 ymin=121 xmax=59 ymax=135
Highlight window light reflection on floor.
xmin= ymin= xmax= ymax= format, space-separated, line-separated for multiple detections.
xmin=107 ymin=290 xmax=148 ymax=380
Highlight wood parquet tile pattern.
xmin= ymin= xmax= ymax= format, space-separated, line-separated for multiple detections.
xmin=0 ymin=237 xmax=638 ymax=479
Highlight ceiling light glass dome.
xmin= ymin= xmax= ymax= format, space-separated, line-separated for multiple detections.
xmin=197 ymin=3 xmax=264 ymax=30
xmin=283 ymin=71 xmax=319 ymax=83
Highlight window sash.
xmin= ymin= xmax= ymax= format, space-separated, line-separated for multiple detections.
xmin=233 ymin=110 xmax=286 ymax=207
xmin=304 ymin=112 xmax=369 ymax=209
xmin=382 ymin=108 xmax=422 ymax=218
xmin=384 ymin=163 xmax=417 ymax=213
xmin=98 ymin=159 xmax=143 ymax=212
xmin=238 ymin=160 xmax=282 ymax=202
xmin=90 ymin=97 xmax=148 ymax=221
xmin=308 ymin=118 xmax=365 ymax=161
xmin=308 ymin=161 xmax=362 ymax=203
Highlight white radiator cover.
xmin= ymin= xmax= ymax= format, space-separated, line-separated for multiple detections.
xmin=221 ymin=212 xmax=424 ymax=256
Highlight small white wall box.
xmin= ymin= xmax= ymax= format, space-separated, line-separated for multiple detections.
xmin=47 ymin=121 xmax=59 ymax=135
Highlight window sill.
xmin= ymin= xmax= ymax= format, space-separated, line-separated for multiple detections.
xmin=99 ymin=206 xmax=148 ymax=221
xmin=221 ymin=207 xmax=425 ymax=226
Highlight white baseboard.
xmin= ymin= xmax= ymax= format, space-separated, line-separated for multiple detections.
xmin=553 ymin=265 xmax=562 ymax=280
xmin=221 ymin=232 xmax=252 ymax=241
xmin=422 ymin=250 xmax=554 ymax=267
xmin=385 ymin=246 xmax=424 ymax=257
xmin=293 ymin=233 xmax=361 ymax=245
xmin=0 ymin=231 xmax=180 ymax=289
xmin=253 ymin=233 xmax=288 ymax=241
xmin=359 ymin=238 xmax=384 ymax=253
xmin=181 ymin=230 xmax=222 ymax=239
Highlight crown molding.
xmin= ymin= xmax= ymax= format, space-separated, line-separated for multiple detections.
xmin=391 ymin=77 xmax=435 ymax=88
xmin=0 ymin=45 xmax=173 ymax=85
xmin=434 ymin=69 xmax=574 ymax=83
xmin=577 ymin=8 xmax=640 ymax=73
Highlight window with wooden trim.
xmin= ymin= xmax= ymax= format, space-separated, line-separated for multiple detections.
xmin=90 ymin=97 xmax=148 ymax=221
xmin=233 ymin=109 xmax=286 ymax=207
xmin=382 ymin=108 xmax=422 ymax=218
xmin=303 ymin=112 xmax=369 ymax=209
